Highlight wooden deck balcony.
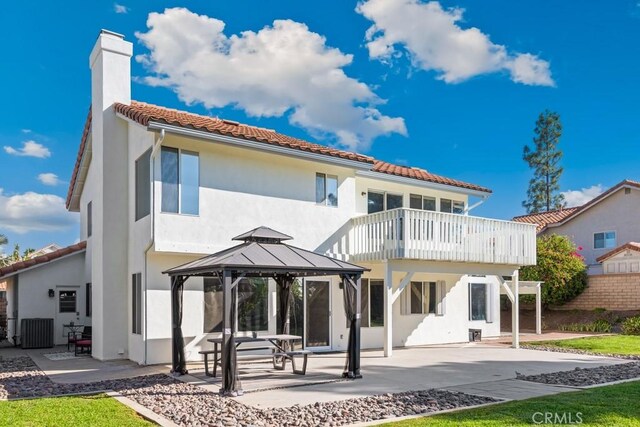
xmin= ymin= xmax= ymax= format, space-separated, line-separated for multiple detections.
xmin=349 ymin=208 xmax=537 ymax=265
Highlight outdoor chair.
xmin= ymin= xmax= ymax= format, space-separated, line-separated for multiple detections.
xmin=68 ymin=326 xmax=92 ymax=351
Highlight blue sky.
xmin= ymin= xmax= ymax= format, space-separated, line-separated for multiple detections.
xmin=1 ymin=0 xmax=639 ymax=252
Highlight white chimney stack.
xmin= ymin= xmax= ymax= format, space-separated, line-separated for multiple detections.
xmin=87 ymin=30 xmax=132 ymax=361
xmin=89 ymin=29 xmax=132 ymax=111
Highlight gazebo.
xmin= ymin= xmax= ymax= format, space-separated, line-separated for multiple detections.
xmin=163 ymin=227 xmax=368 ymax=395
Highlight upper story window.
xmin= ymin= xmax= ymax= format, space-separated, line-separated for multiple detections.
xmin=161 ymin=147 xmax=199 ymax=215
xmin=594 ymin=231 xmax=616 ymax=249
xmin=409 ymin=194 xmax=436 ymax=211
xmin=440 ymin=198 xmax=465 ymax=214
xmin=135 ymin=149 xmax=151 ymax=221
xmin=368 ymin=191 xmax=403 ymax=214
xmin=87 ymin=201 xmax=92 ymax=237
xmin=315 ymin=173 xmax=338 ymax=207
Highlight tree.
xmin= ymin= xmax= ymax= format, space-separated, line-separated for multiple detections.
xmin=522 ymin=110 xmax=564 ymax=213
xmin=0 ymin=234 xmax=7 ymax=246
xmin=0 ymin=244 xmax=35 ymax=267
xmin=520 ymin=234 xmax=587 ymax=306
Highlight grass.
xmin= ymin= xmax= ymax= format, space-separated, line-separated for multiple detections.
xmin=383 ymin=380 xmax=640 ymax=426
xmin=0 ymin=393 xmax=154 ymax=427
xmin=526 ymin=334 xmax=640 ymax=356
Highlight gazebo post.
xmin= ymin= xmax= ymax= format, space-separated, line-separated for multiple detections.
xmin=342 ymin=274 xmax=362 ymax=379
xmin=221 ymin=270 xmax=242 ymax=395
xmin=170 ymin=275 xmax=187 ymax=375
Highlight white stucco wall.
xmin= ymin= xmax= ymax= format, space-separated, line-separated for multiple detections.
xmin=542 ymin=187 xmax=640 ymax=274
xmin=5 ymin=252 xmax=87 ymax=346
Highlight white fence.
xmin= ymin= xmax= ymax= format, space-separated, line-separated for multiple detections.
xmin=350 ymin=208 xmax=537 ymax=265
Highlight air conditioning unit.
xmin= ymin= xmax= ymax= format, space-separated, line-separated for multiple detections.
xmin=21 ymin=318 xmax=54 ymax=349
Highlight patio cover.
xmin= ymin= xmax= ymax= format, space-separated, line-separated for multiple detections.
xmin=163 ymin=226 xmax=368 ymax=396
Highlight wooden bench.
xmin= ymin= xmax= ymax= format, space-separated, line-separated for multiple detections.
xmin=199 ymin=345 xmax=274 ymax=377
xmin=272 ymin=350 xmax=312 ymax=375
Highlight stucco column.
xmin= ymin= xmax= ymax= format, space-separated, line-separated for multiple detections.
xmin=536 ymin=282 xmax=542 ymax=335
xmin=512 ymin=269 xmax=520 ymax=348
xmin=383 ymin=260 xmax=393 ymax=357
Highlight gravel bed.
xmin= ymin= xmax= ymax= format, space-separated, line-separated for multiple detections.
xmin=517 ymin=361 xmax=640 ymax=387
xmin=0 ymin=355 xmax=498 ymax=426
xmin=522 ymin=344 xmax=640 ymax=360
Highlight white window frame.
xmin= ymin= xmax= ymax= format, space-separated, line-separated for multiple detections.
xmin=409 ymin=194 xmax=436 ymax=211
xmin=440 ymin=198 xmax=465 ymax=214
xmin=401 ymin=281 xmax=446 ymax=316
xmin=161 ymin=147 xmax=200 ymax=216
xmin=367 ymin=190 xmax=404 ymax=214
xmin=360 ymin=279 xmax=384 ymax=328
xmin=315 ymin=173 xmax=339 ymax=207
xmin=593 ymin=231 xmax=616 ymax=250
xmin=468 ymin=282 xmax=494 ymax=323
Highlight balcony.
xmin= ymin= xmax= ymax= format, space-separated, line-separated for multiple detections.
xmin=350 ymin=208 xmax=537 ymax=265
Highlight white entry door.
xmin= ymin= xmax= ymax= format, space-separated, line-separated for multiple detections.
xmin=304 ymin=279 xmax=332 ymax=350
xmin=55 ymin=287 xmax=81 ymax=345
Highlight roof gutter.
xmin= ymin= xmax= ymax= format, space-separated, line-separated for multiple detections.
xmin=356 ymin=170 xmax=492 ymax=198
xmin=145 ymin=121 xmax=373 ymax=171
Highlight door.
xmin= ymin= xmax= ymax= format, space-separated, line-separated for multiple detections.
xmin=55 ymin=288 xmax=81 ymax=345
xmin=304 ymin=279 xmax=331 ymax=350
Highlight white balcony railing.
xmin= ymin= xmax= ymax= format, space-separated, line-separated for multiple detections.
xmin=350 ymin=208 xmax=537 ymax=265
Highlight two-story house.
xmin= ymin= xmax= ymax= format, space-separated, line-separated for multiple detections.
xmin=3 ymin=30 xmax=536 ymax=364
xmin=513 ymin=180 xmax=640 ymax=275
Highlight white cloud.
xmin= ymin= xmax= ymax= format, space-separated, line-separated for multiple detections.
xmin=357 ymin=0 xmax=554 ymax=86
xmin=561 ymin=184 xmax=604 ymax=207
xmin=0 ymin=189 xmax=78 ymax=234
xmin=38 ymin=173 xmax=62 ymax=186
xmin=114 ymin=3 xmax=129 ymax=14
xmin=136 ymin=7 xmax=406 ymax=151
xmin=4 ymin=140 xmax=51 ymax=158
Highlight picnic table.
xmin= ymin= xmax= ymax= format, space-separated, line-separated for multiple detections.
xmin=203 ymin=334 xmax=310 ymax=377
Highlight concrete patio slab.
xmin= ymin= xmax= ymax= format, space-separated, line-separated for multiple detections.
xmin=233 ymin=343 xmax=626 ymax=408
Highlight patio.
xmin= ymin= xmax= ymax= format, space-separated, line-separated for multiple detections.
xmin=4 ymin=337 xmax=626 ymax=403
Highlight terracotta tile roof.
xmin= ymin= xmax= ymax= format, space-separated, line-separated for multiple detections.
xmin=115 ymin=101 xmax=374 ymax=164
xmin=66 ymin=101 xmax=492 ymax=208
xmin=0 ymin=242 xmax=86 ymax=278
xmin=66 ymin=108 xmax=91 ymax=208
xmin=513 ymin=179 xmax=640 ymax=233
xmin=373 ymin=161 xmax=491 ymax=193
xmin=596 ymin=242 xmax=640 ymax=263
xmin=512 ymin=207 xmax=580 ymax=233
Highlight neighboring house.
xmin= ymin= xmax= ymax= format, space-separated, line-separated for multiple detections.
xmin=513 ymin=180 xmax=640 ymax=275
xmin=1 ymin=243 xmax=88 ymax=345
xmin=27 ymin=243 xmax=63 ymax=259
xmin=5 ymin=30 xmax=536 ymax=363
xmin=597 ymin=242 xmax=640 ymax=274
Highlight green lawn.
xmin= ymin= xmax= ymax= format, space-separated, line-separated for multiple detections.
xmin=383 ymin=380 xmax=640 ymax=426
xmin=0 ymin=393 xmax=154 ymax=427
xmin=526 ymin=335 xmax=640 ymax=356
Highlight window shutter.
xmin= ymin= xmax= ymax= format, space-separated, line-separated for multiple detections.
xmin=400 ymin=285 xmax=408 ymax=315
xmin=436 ymin=281 xmax=446 ymax=316
xmin=485 ymin=283 xmax=494 ymax=323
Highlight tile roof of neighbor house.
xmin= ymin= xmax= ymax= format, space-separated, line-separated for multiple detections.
xmin=512 ymin=179 xmax=640 ymax=233
xmin=596 ymin=242 xmax=640 ymax=263
xmin=512 ymin=207 xmax=580 ymax=233
xmin=0 ymin=242 xmax=86 ymax=278
xmin=66 ymin=101 xmax=492 ymax=208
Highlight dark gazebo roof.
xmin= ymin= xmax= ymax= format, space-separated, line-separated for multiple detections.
xmin=163 ymin=226 xmax=368 ymax=277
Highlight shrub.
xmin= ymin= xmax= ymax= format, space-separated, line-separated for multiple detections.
xmin=520 ymin=234 xmax=588 ymax=306
xmin=558 ymin=320 xmax=611 ymax=333
xmin=622 ymin=316 xmax=640 ymax=335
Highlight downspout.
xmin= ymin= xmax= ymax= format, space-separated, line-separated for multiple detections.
xmin=465 ymin=194 xmax=489 ymax=215
xmin=143 ymin=129 xmax=164 ymax=365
